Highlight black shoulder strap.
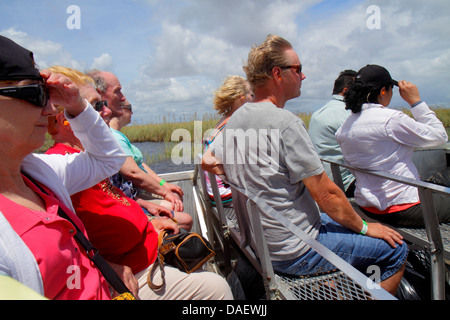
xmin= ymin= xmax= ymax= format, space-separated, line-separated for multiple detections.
xmin=22 ymin=172 xmax=132 ymax=296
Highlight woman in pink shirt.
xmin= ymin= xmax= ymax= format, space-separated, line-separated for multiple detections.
xmin=0 ymin=36 xmax=127 ymax=299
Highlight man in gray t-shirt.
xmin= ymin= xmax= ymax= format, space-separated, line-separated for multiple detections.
xmin=202 ymin=35 xmax=407 ymax=295
xmin=210 ymin=101 xmax=323 ymax=260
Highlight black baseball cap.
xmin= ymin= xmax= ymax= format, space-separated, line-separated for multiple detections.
xmin=356 ymin=64 xmax=398 ymax=87
xmin=0 ymin=35 xmax=42 ymax=82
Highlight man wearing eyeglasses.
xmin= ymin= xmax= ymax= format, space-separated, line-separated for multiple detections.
xmin=109 ymin=100 xmax=187 ymax=218
xmin=202 ymin=34 xmax=407 ymax=295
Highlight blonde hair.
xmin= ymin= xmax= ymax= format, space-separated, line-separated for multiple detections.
xmin=47 ymin=66 xmax=95 ymax=135
xmin=243 ymin=34 xmax=292 ymax=88
xmin=47 ymin=65 xmax=96 ymax=87
xmin=213 ymin=75 xmax=249 ymax=116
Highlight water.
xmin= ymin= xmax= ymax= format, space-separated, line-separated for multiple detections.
xmin=135 ymin=141 xmax=450 ymax=185
xmin=133 ymin=141 xmax=196 ymax=174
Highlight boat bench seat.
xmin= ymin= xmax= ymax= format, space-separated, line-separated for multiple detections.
xmin=350 ymin=201 xmax=450 ymax=261
xmin=323 ymin=158 xmax=450 ymax=299
xmin=195 ymin=161 xmax=394 ymax=299
xmin=230 ymin=188 xmax=395 ymax=300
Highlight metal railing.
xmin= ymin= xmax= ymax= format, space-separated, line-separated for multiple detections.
xmin=242 ymin=191 xmax=396 ymax=300
xmin=322 ymin=158 xmax=450 ymax=300
xmin=195 ymin=159 xmax=396 ymax=300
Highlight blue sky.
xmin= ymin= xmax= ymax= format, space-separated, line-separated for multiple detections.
xmin=1 ymin=0 xmax=449 ymax=124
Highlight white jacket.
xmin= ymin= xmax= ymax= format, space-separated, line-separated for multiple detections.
xmin=336 ymin=101 xmax=447 ymax=210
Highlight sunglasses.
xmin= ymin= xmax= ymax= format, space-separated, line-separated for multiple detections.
xmin=122 ymin=104 xmax=132 ymax=112
xmin=0 ymin=82 xmax=49 ymax=107
xmin=280 ymin=64 xmax=302 ymax=75
xmin=93 ymin=100 xmax=108 ymax=112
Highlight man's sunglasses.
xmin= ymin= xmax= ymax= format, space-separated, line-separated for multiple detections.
xmin=0 ymin=83 xmax=49 ymax=107
xmin=93 ymin=100 xmax=108 ymax=112
xmin=280 ymin=64 xmax=302 ymax=75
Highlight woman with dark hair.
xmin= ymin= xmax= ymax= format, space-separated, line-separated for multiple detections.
xmin=336 ymin=64 xmax=449 ymax=228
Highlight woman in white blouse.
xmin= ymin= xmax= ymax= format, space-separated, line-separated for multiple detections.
xmin=336 ymin=64 xmax=449 ymax=227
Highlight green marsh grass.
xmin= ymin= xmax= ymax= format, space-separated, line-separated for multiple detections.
xmin=122 ymin=107 xmax=449 ymax=143
xmin=122 ymin=112 xmax=313 ymax=143
xmin=37 ymin=107 xmax=450 ymax=161
xmin=121 ymin=113 xmax=219 ymax=143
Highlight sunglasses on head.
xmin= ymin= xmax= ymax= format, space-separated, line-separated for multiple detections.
xmin=93 ymin=100 xmax=108 ymax=112
xmin=0 ymin=82 xmax=49 ymax=107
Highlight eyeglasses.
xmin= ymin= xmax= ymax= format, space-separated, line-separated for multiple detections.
xmin=93 ymin=100 xmax=108 ymax=112
xmin=0 ymin=82 xmax=49 ymax=107
xmin=122 ymin=104 xmax=132 ymax=112
xmin=280 ymin=64 xmax=302 ymax=75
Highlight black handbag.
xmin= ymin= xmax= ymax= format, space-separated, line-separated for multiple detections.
xmin=145 ymin=230 xmax=215 ymax=290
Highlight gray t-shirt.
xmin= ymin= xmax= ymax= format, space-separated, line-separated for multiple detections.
xmin=210 ymin=101 xmax=324 ymax=261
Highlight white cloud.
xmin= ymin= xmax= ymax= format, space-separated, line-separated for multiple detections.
xmin=91 ymin=53 xmax=113 ymax=71
xmin=0 ymin=27 xmax=85 ymax=71
xmin=125 ymin=72 xmax=215 ymax=123
xmin=175 ymin=0 xmax=319 ymax=45
xmin=125 ymin=0 xmax=450 ymax=121
xmin=2 ymin=0 xmax=449 ymax=123
xmin=1 ymin=27 xmax=117 ymax=75
xmin=284 ymin=0 xmax=450 ymax=112
xmin=140 ymin=21 xmax=249 ymax=81
xmin=128 ymin=0 xmax=321 ymax=122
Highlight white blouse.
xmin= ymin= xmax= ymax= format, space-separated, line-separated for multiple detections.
xmin=336 ymin=101 xmax=447 ymax=210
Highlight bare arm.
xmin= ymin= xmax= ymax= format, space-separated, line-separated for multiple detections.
xmin=119 ymin=157 xmax=183 ymax=211
xmin=141 ymin=162 xmax=183 ymax=198
xmin=398 ymin=80 xmax=421 ymax=106
xmin=201 ymin=148 xmax=226 ymax=177
xmin=41 ymin=69 xmax=86 ymax=117
xmin=150 ymin=217 xmax=180 ymax=235
xmin=107 ymin=263 xmax=139 ymax=298
xmin=303 ymin=172 xmax=403 ymax=248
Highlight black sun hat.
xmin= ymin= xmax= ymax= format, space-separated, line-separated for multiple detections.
xmin=356 ymin=64 xmax=398 ymax=88
xmin=0 ymin=35 xmax=42 ymax=82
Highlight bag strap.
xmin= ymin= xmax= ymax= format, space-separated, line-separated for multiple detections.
xmin=56 ymin=206 xmax=132 ymax=295
xmin=203 ymin=117 xmax=230 ymax=150
xmin=22 ymin=172 xmax=133 ymax=296
xmin=209 ymin=117 xmax=229 ymax=142
xmin=143 ymin=230 xmax=168 ymax=290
